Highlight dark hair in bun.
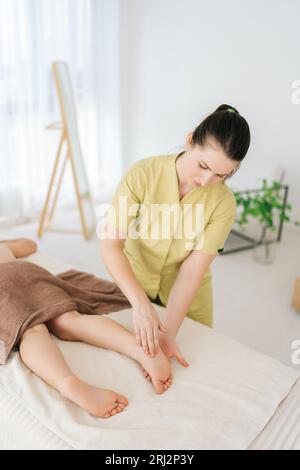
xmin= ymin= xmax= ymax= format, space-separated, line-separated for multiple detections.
xmin=191 ymin=103 xmax=250 ymax=162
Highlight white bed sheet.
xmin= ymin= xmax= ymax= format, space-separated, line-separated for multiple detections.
xmin=0 ymin=385 xmax=72 ymax=450
xmin=0 ymin=251 xmax=299 ymax=450
xmin=248 ymin=378 xmax=300 ymax=450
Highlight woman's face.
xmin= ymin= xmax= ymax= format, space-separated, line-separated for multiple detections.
xmin=177 ymin=134 xmax=240 ymax=188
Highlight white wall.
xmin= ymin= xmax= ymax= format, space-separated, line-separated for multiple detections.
xmin=120 ymin=0 xmax=300 ymax=224
xmin=93 ymin=0 xmax=123 ymax=190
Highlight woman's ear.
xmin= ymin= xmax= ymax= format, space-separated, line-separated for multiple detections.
xmin=185 ymin=132 xmax=194 ymax=149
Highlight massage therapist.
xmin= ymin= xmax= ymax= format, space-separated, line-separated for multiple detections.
xmin=100 ymin=104 xmax=250 ymax=365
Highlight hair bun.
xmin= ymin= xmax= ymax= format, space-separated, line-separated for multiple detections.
xmin=214 ymin=104 xmax=239 ymax=115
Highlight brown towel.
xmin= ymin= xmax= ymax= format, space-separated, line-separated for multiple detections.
xmin=0 ymin=260 xmax=131 ymax=365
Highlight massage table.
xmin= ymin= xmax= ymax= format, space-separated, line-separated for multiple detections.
xmin=0 ymin=251 xmax=299 ymax=450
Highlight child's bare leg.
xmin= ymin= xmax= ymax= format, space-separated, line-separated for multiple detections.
xmin=47 ymin=312 xmax=173 ymax=394
xmin=19 ymin=323 xmax=128 ymax=418
xmin=0 ymin=238 xmax=37 ymax=258
xmin=0 ymin=244 xmax=16 ymax=263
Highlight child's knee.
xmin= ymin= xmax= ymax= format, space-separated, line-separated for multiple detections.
xmin=47 ymin=311 xmax=80 ymax=341
xmin=20 ymin=323 xmax=48 ymax=344
xmin=13 ymin=239 xmax=38 ymax=258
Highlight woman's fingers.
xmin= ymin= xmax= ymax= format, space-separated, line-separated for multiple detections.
xmin=153 ymin=328 xmax=160 ymax=354
xmin=134 ymin=327 xmax=142 ymax=347
xmin=158 ymin=320 xmax=167 ymax=333
xmin=140 ymin=329 xmax=149 ymax=355
xmin=133 ymin=306 xmax=164 ymax=355
xmin=146 ymin=328 xmax=156 ymax=356
xmin=174 ymin=345 xmax=189 ymax=367
xmin=177 ymin=354 xmax=189 ymax=367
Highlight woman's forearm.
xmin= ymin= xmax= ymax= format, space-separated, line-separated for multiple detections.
xmin=163 ymin=270 xmax=204 ymax=338
xmin=164 ymin=251 xmax=215 ymax=338
xmin=100 ymin=239 xmax=149 ymax=308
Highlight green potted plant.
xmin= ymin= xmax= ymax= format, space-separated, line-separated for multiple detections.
xmin=233 ymin=179 xmax=292 ymax=264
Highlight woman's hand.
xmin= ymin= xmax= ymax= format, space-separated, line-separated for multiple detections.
xmin=132 ymin=300 xmax=167 ymax=356
xmin=158 ymin=331 xmax=189 ymax=367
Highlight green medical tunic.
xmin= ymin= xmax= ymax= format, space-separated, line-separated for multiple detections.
xmin=108 ymin=152 xmax=236 ymax=327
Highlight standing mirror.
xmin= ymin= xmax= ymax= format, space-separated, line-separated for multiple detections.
xmin=38 ymin=61 xmax=96 ymax=240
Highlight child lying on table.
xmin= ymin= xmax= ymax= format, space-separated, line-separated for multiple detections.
xmin=0 ymin=239 xmax=173 ymax=419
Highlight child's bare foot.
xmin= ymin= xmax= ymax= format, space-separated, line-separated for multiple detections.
xmin=59 ymin=375 xmax=128 ymax=418
xmin=136 ymin=348 xmax=173 ymax=394
xmin=0 ymin=238 xmax=37 ymax=258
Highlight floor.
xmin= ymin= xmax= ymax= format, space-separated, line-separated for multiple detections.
xmin=213 ymin=228 xmax=300 ymax=371
xmin=1 ymin=218 xmax=299 ymax=371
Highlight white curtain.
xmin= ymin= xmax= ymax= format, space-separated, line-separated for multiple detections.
xmin=0 ymin=0 xmax=122 ymax=226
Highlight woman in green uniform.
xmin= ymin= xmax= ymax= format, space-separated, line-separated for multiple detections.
xmin=101 ymin=104 xmax=250 ymax=366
